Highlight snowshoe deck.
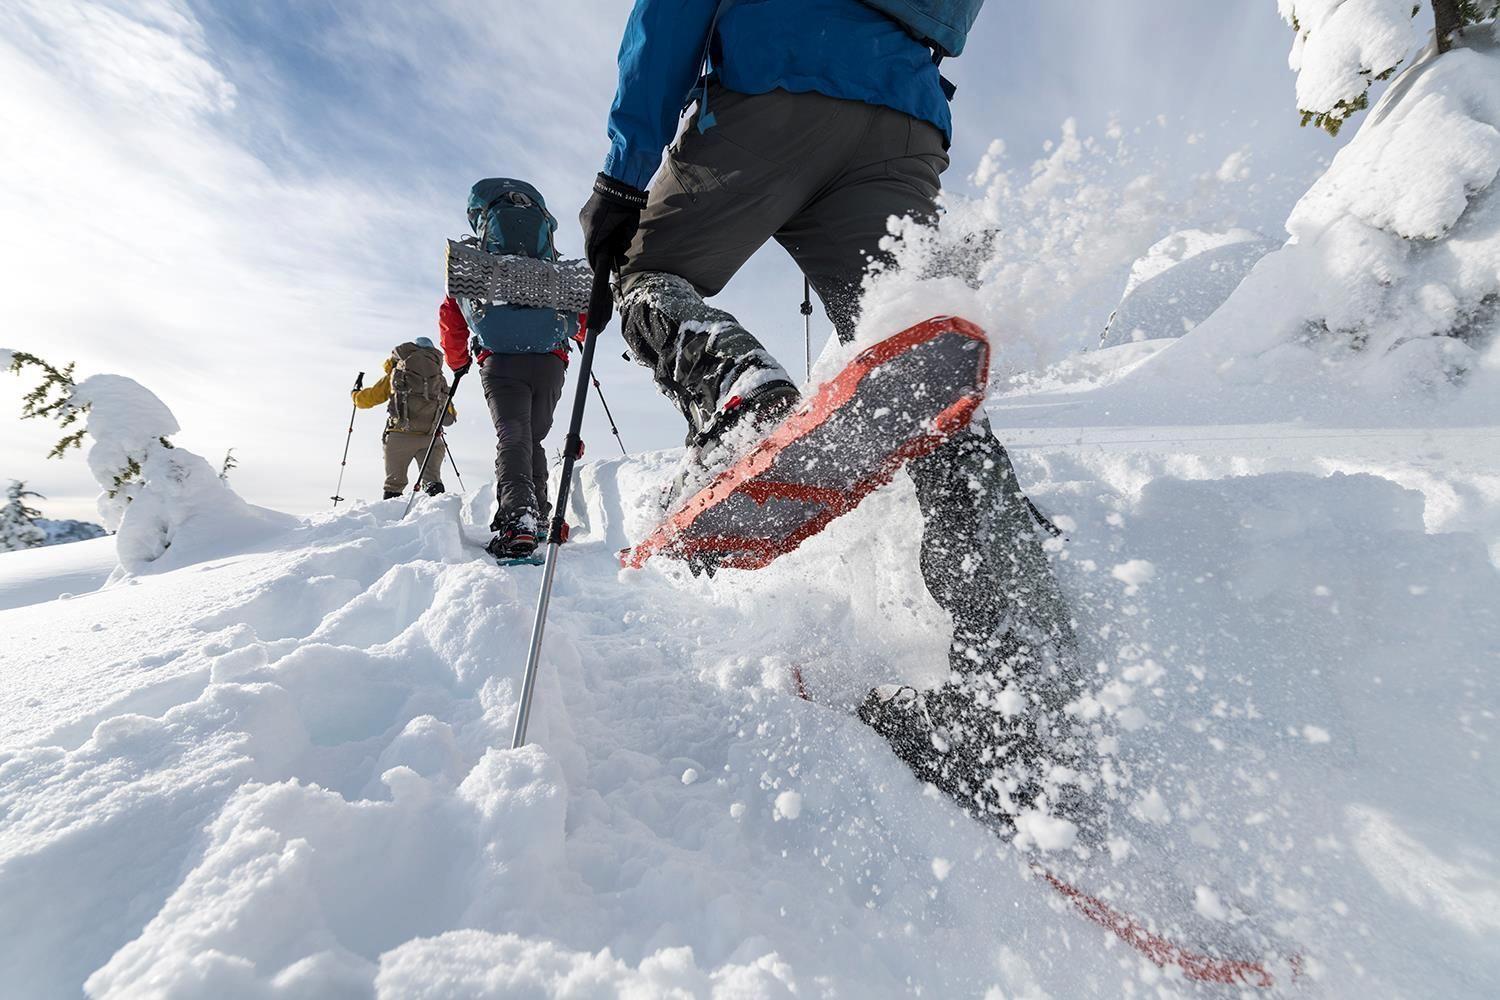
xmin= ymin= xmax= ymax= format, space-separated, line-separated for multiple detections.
xmin=494 ymin=554 xmax=545 ymax=567
xmin=466 ymin=540 xmax=546 ymax=567
xmin=622 ymin=316 xmax=990 ymax=572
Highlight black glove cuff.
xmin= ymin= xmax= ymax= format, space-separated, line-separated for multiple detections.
xmin=593 ymin=172 xmax=648 ymax=209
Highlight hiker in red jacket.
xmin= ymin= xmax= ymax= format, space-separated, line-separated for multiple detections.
xmin=442 ymin=178 xmax=581 ymax=559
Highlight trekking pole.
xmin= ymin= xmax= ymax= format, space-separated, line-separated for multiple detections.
xmin=801 ymin=277 xmax=813 ymax=380
xmin=403 ymin=368 xmax=467 ymax=518
xmin=512 ymin=267 xmax=611 ymax=749
xmin=443 ymin=437 xmax=467 ymax=492
xmin=590 ymin=374 xmax=629 ymax=457
xmin=331 ymin=371 xmax=364 ymax=507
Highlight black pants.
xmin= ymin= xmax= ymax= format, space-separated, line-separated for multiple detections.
xmin=618 ymin=86 xmax=1072 ymax=650
xmin=480 ymin=352 xmax=565 ymax=531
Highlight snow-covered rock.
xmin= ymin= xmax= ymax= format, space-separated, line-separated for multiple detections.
xmin=1099 ymin=228 xmax=1281 ymax=348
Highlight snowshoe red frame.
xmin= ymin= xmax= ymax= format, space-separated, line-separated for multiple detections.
xmin=622 ymin=316 xmax=989 ymax=572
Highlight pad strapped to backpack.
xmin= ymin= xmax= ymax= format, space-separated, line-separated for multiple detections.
xmin=446 ymin=238 xmax=595 ymax=313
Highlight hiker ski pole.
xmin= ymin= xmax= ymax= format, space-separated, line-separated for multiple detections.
xmin=801 ymin=277 xmax=813 ymax=380
xmin=331 ymin=371 xmax=364 ymax=507
xmin=513 ymin=267 xmax=611 ymax=749
xmin=444 ymin=437 xmax=467 ymax=492
xmin=403 ymin=367 xmax=467 ymax=518
xmin=590 ymin=374 xmax=628 ymax=457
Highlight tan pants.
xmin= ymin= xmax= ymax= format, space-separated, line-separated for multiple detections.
xmin=383 ymin=430 xmax=445 ymax=495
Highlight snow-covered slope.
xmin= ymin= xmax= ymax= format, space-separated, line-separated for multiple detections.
xmin=0 ymin=534 xmax=114 ymax=612
xmin=2 ymin=349 xmax=1496 ymax=997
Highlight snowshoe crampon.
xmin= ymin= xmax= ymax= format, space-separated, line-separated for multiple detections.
xmin=621 ymin=316 xmax=990 ymax=571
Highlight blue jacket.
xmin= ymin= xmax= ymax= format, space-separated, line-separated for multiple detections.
xmin=603 ymin=0 xmax=953 ymax=191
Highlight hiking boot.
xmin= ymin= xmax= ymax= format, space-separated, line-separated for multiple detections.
xmin=424 ymin=481 xmax=445 ymax=496
xmin=858 ymin=649 xmax=1101 ymax=840
xmin=487 ymin=509 xmax=538 ymax=558
xmin=664 ymin=379 xmax=801 ymax=511
xmin=383 ymin=490 xmax=402 ymax=500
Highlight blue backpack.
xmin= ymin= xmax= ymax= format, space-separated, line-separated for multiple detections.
xmin=858 ymin=0 xmax=984 ymax=57
xmin=460 ymin=178 xmax=578 ymax=356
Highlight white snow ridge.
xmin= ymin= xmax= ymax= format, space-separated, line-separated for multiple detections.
xmin=2 ymin=381 xmax=1497 ymax=996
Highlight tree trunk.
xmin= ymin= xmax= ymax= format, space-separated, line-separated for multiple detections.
xmin=1432 ymin=0 xmax=1463 ymax=54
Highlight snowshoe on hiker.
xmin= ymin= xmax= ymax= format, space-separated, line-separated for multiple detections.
xmin=587 ymin=0 xmax=1097 ymax=830
xmin=486 ymin=510 xmax=539 ymax=560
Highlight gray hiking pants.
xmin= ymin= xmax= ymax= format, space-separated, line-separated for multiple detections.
xmin=619 ymin=85 xmax=1073 ymax=651
xmin=481 ymin=352 xmax=566 ymax=531
xmin=383 ymin=429 xmax=445 ymax=495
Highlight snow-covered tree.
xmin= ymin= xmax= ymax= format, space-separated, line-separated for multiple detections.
xmin=1162 ymin=11 xmax=1500 ymax=392
xmin=0 ymin=480 xmax=46 ymax=552
xmin=1282 ymin=0 xmax=1500 ymax=135
xmin=6 ymin=351 xmax=86 ymax=457
xmin=5 ymin=349 xmax=291 ymax=573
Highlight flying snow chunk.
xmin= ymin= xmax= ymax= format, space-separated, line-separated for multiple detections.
xmin=729 ymin=802 xmax=746 ymax=820
xmin=1013 ymin=810 xmax=1078 ymax=852
xmin=681 ymin=768 xmax=699 ymax=785
xmin=931 ymin=858 xmax=953 ymax=881
xmin=1194 ymin=886 xmax=1229 ymax=921
xmin=1111 ymin=559 xmax=1156 ymax=587
xmin=995 ymin=687 xmax=1025 ymax=718
xmin=1133 ymin=788 xmax=1171 ymax=825
xmin=1302 ymin=725 xmax=1332 ymax=744
xmin=773 ymin=790 xmax=802 ymax=821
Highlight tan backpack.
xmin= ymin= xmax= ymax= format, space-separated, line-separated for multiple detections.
xmin=387 ymin=343 xmax=450 ymax=434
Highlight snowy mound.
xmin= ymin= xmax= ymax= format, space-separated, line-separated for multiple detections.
xmin=2 ymin=394 xmax=1496 ymax=997
xmin=1098 ymin=229 xmax=1280 ymax=348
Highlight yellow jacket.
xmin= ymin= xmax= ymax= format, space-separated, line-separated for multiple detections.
xmin=353 ymin=357 xmax=456 ymax=424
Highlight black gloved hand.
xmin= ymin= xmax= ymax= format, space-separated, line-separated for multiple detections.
xmin=453 ymin=359 xmax=472 ymax=380
xmin=579 ymin=172 xmax=647 ymax=329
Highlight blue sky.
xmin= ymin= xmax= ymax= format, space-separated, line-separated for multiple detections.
xmin=1 ymin=0 xmax=1349 ymax=521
